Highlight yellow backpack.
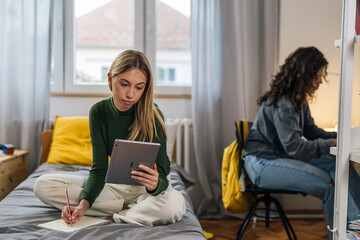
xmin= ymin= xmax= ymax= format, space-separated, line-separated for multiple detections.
xmin=221 ymin=120 xmax=256 ymax=213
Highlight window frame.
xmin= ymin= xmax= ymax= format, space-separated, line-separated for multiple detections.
xmin=52 ymin=0 xmax=191 ymax=96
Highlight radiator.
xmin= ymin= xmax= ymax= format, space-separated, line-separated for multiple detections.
xmin=165 ymin=118 xmax=193 ymax=173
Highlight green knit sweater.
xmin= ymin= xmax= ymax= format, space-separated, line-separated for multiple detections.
xmin=80 ymin=97 xmax=170 ymax=207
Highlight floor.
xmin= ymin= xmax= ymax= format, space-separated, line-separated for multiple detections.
xmin=199 ymin=217 xmax=329 ymax=240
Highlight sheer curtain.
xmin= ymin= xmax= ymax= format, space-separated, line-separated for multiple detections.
xmin=191 ymin=0 xmax=279 ymax=217
xmin=0 ymin=0 xmax=53 ymax=173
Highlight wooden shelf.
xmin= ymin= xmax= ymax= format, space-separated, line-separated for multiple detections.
xmin=334 ymin=35 xmax=360 ymax=47
xmin=330 ymin=146 xmax=360 ymax=164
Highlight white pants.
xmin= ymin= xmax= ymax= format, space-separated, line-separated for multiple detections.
xmin=33 ymin=174 xmax=186 ymax=226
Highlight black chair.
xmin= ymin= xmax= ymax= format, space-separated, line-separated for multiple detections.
xmin=235 ymin=120 xmax=306 ymax=240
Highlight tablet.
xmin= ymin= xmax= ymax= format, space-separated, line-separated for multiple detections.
xmin=105 ymin=139 xmax=161 ymax=185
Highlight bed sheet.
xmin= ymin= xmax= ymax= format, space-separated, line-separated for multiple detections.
xmin=0 ymin=163 xmax=205 ymax=240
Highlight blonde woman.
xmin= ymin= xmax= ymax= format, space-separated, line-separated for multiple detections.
xmin=34 ymin=50 xmax=186 ymax=226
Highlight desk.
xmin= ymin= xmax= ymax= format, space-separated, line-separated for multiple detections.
xmin=330 ymin=147 xmax=360 ymax=164
xmin=0 ymin=150 xmax=28 ymax=200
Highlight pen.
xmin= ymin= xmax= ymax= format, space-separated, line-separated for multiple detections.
xmin=65 ymin=188 xmax=73 ymax=226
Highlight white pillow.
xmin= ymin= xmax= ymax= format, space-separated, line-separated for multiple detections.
xmin=165 ymin=118 xmax=179 ymax=161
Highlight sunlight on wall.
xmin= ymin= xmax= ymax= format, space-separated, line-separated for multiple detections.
xmin=309 ymin=73 xmax=339 ymax=129
xmin=310 ymin=47 xmax=360 ymax=129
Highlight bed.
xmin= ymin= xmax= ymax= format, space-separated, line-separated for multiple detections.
xmin=0 ymin=117 xmax=206 ymax=240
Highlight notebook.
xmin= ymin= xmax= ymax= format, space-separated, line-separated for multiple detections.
xmin=37 ymin=216 xmax=111 ymax=232
xmin=105 ymin=139 xmax=161 ymax=185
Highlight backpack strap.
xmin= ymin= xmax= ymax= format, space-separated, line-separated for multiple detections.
xmin=235 ymin=120 xmax=253 ymax=176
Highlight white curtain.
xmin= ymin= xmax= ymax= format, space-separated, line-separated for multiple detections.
xmin=191 ymin=0 xmax=279 ymax=217
xmin=191 ymin=0 xmax=222 ymax=217
xmin=0 ymin=0 xmax=52 ymax=173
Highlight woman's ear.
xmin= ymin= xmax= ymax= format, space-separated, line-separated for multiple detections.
xmin=108 ymin=73 xmax=112 ymax=91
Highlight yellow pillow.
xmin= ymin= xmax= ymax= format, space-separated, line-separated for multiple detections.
xmin=47 ymin=116 xmax=93 ymax=166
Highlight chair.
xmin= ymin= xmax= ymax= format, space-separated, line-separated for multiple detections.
xmin=235 ymin=120 xmax=306 ymax=240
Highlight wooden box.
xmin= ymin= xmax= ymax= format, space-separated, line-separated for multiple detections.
xmin=0 ymin=150 xmax=28 ymax=200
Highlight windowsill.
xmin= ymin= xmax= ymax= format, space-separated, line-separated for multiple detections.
xmin=51 ymin=92 xmax=191 ymax=99
xmin=154 ymin=85 xmax=191 ymax=96
xmin=51 ymin=85 xmax=192 ymax=99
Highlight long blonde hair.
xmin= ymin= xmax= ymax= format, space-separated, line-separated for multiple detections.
xmin=108 ymin=50 xmax=166 ymax=142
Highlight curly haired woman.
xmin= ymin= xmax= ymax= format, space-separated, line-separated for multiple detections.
xmin=244 ymin=46 xmax=360 ymax=240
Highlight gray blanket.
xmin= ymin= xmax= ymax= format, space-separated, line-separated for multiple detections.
xmin=0 ymin=163 xmax=205 ymax=240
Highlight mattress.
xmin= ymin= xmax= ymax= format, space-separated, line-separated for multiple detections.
xmin=0 ymin=162 xmax=205 ymax=240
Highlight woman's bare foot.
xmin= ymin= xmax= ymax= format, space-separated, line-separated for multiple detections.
xmin=105 ymin=215 xmax=114 ymax=222
xmin=105 ymin=204 xmax=129 ymax=222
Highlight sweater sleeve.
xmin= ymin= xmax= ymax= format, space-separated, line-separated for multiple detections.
xmin=146 ymin=109 xmax=170 ymax=196
xmin=79 ymin=105 xmax=108 ymax=207
xmin=274 ymin=106 xmax=334 ymax=162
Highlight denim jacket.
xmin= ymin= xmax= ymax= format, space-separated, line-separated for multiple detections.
xmin=244 ymin=96 xmax=336 ymax=162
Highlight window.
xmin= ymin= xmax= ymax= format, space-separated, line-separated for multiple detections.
xmin=101 ymin=67 xmax=109 ymax=82
xmin=169 ymin=68 xmax=175 ymax=81
xmin=155 ymin=0 xmax=191 ymax=87
xmin=156 ymin=65 xmax=179 ymax=83
xmin=52 ymin=0 xmax=191 ymax=95
xmin=75 ymin=0 xmax=134 ymax=85
xmin=158 ymin=68 xmax=165 ymax=81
